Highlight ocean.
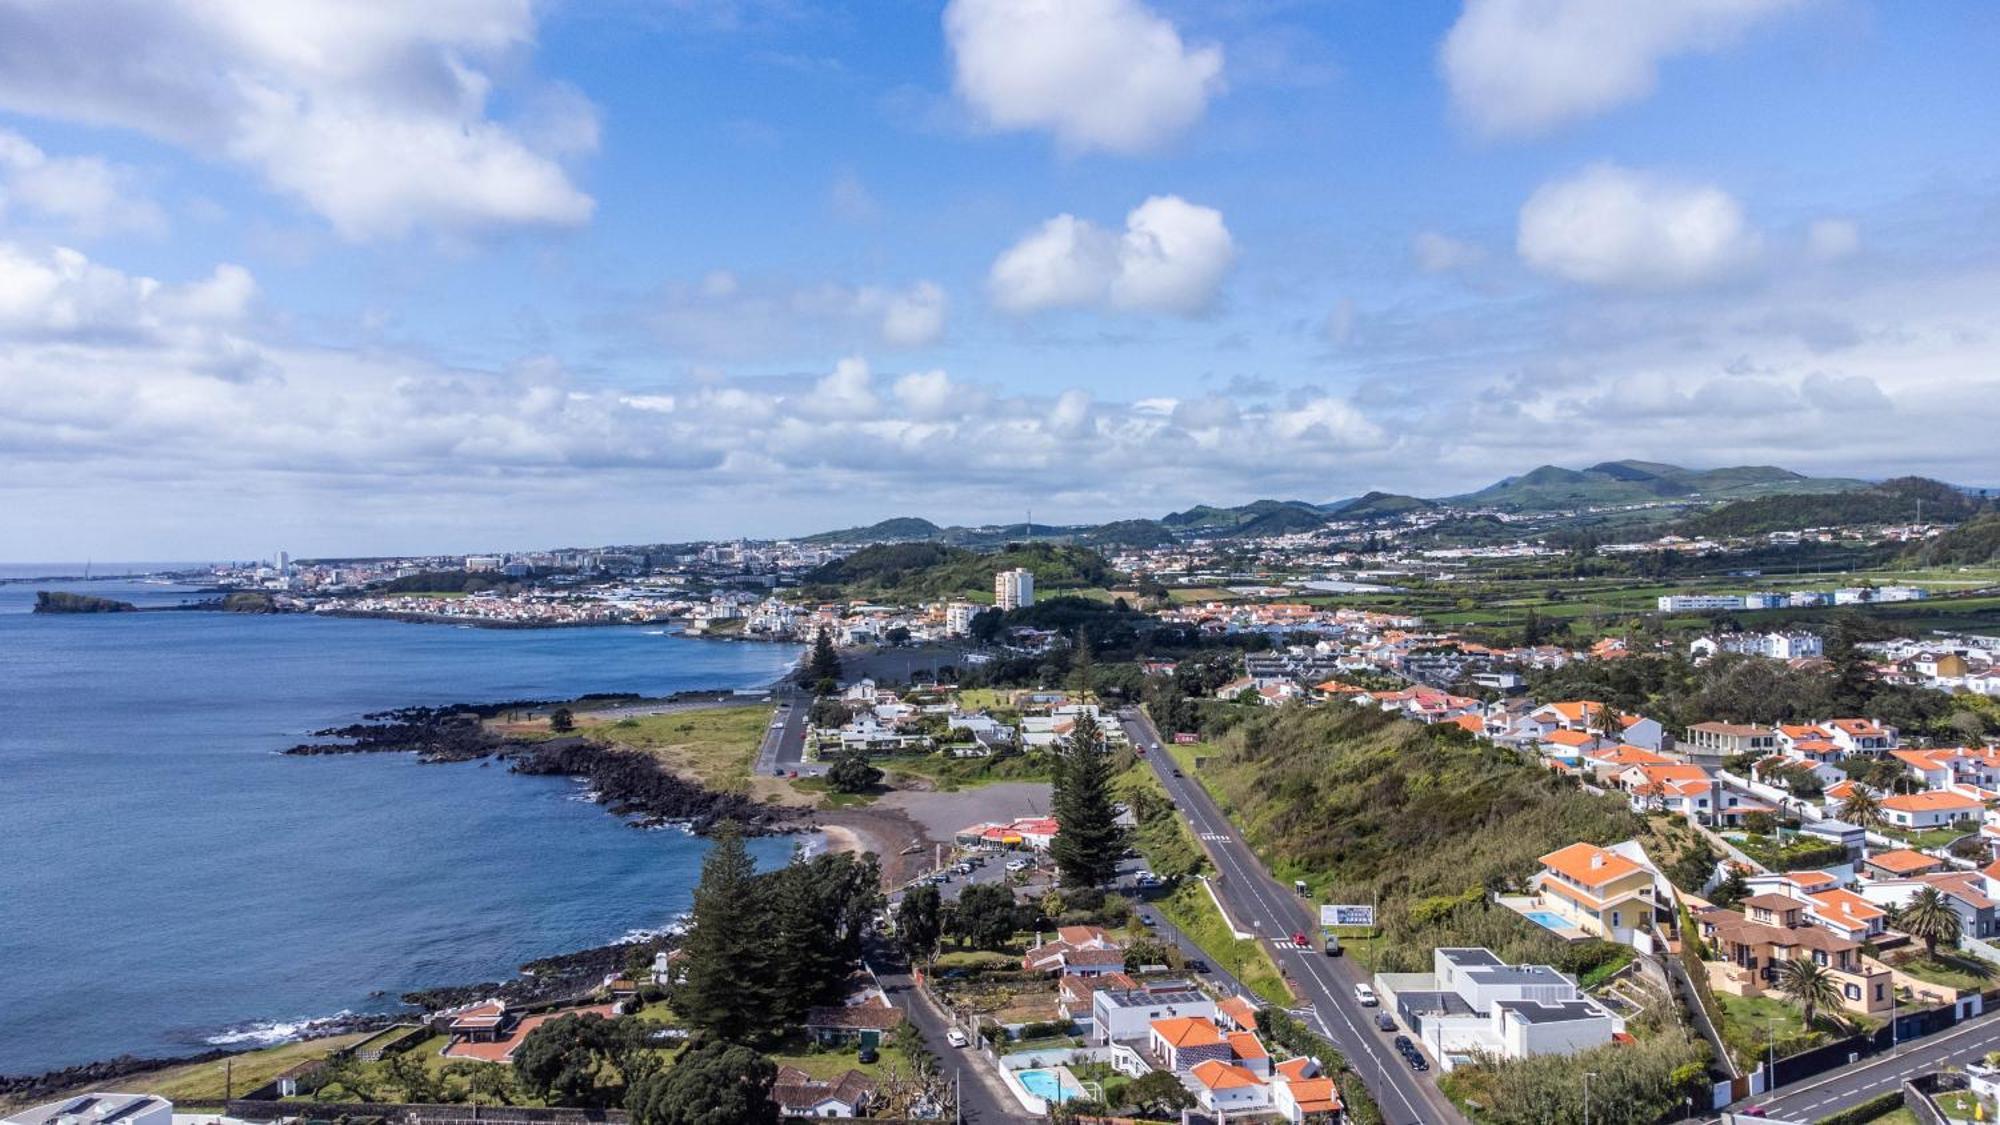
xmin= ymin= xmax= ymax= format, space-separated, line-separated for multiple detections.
xmin=0 ymin=572 xmax=803 ymax=1075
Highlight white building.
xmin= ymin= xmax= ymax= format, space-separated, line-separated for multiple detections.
xmin=995 ymin=568 xmax=1035 ymax=611
xmin=4 ymin=1095 xmax=173 ymax=1125
xmin=1088 ymin=981 xmax=1215 ymax=1044
xmin=944 ymin=601 xmax=981 ymax=636
xmin=1373 ymin=948 xmax=1621 ymax=1070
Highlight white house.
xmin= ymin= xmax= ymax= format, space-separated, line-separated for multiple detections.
xmin=1371 ymin=949 xmax=1621 ymax=1070
xmin=1878 ymin=790 xmax=1983 ymax=829
xmin=3 ymin=1097 xmax=172 ymax=1125
xmin=1089 ymin=982 xmax=1216 ymax=1045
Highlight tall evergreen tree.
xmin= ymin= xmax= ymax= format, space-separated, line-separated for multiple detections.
xmin=674 ymin=822 xmax=771 ymax=1042
xmin=767 ymin=858 xmax=840 ymax=1025
xmin=806 ymin=627 xmax=842 ymax=687
xmin=1049 ymin=714 xmax=1125 ymax=888
xmin=1067 ymin=630 xmax=1096 ymax=697
xmin=896 ymin=883 xmax=943 ymax=963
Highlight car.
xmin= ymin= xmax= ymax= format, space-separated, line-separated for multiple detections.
xmin=1140 ymin=913 xmax=1157 ymax=927
xmin=1171 ymin=769 xmax=1183 ymax=778
xmin=1291 ymin=931 xmax=1310 ymax=947
xmin=1375 ymin=1013 xmax=1395 ymax=1032
xmin=1187 ymin=959 xmax=1210 ymax=974
xmin=1135 ymin=747 xmax=1145 ymax=756
xmin=1406 ymin=1054 xmax=1428 ymax=1072
xmin=1393 ymin=1035 xmax=1412 ymax=1051
xmin=857 ymin=1046 xmax=879 ymax=1065
xmin=945 ymin=1029 xmax=969 ymax=1048
xmin=1005 ymin=858 xmax=1031 ymax=872
xmin=1354 ymin=983 xmax=1378 ymax=1006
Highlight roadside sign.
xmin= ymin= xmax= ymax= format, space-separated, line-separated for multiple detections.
xmin=1321 ymin=904 xmax=1375 ymax=928
xmin=1174 ymin=733 xmax=1198 ymax=744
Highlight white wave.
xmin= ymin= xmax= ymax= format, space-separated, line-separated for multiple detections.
xmin=205 ymin=1011 xmax=352 ymax=1047
xmin=614 ymin=913 xmax=692 ymax=945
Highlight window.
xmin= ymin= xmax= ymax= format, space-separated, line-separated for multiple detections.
xmin=1876 ymin=984 xmax=1886 ymax=1001
xmin=1846 ymin=983 xmax=1861 ymax=1001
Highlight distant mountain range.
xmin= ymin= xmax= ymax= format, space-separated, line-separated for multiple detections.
xmin=797 ymin=461 xmax=1966 ymax=547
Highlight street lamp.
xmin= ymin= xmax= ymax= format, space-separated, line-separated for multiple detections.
xmin=1583 ymin=1070 xmax=1597 ymax=1125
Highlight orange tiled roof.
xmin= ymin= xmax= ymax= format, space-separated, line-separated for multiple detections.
xmin=1151 ymin=1016 xmax=1223 ymax=1048
xmin=1540 ymin=842 xmax=1642 ymax=887
xmin=1881 ymin=791 xmax=1981 ymax=812
xmin=1190 ymin=1059 xmax=1263 ymax=1091
xmin=1868 ymin=848 xmax=1944 ymax=873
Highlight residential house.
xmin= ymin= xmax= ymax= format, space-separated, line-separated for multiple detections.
xmin=1188 ymin=1060 xmax=1271 ymax=1115
xmin=1271 ymin=1057 xmax=1343 ymax=1124
xmin=1863 ymin=849 xmax=1947 ymax=881
xmin=1057 ymin=972 xmax=1138 ymax=1022
xmin=1695 ymin=896 xmax=1893 ymax=1016
xmin=1023 ymin=926 xmax=1125 ymax=975
xmin=1530 ymin=843 xmax=1661 ymax=944
xmin=1684 ymin=722 xmax=1778 ymax=758
xmin=1089 ymin=982 xmax=1216 ymax=1045
xmin=771 ymin=1066 xmax=878 ymax=1118
xmin=1372 ymin=948 xmax=1622 ymax=1070
xmin=1878 ymin=791 xmax=1983 ymax=830
xmin=1826 ymin=719 xmax=1898 ymax=754
xmin=804 ymin=993 xmax=905 ymax=1046
xmin=1150 ymin=1016 xmax=1231 ymax=1072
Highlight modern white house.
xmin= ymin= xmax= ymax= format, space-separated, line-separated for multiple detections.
xmin=1372 ymin=949 xmax=1621 ymax=1070
xmin=1088 ymin=982 xmax=1216 ymax=1045
xmin=4 ymin=1096 xmax=173 ymax=1125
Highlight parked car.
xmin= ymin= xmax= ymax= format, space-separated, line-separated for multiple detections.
xmin=1354 ymin=983 xmax=1378 ymax=1006
xmin=1375 ymin=1012 xmax=1395 ymax=1032
xmin=1393 ymin=1035 xmax=1413 ymax=1052
xmin=1171 ymin=769 xmax=1184 ymax=778
xmin=1139 ymin=913 xmax=1157 ymax=928
xmin=1406 ymin=1053 xmax=1428 ymax=1072
xmin=1187 ymin=959 xmax=1210 ymax=974
xmin=945 ymin=1029 xmax=968 ymax=1048
xmin=857 ymin=1046 xmax=879 ymax=1065
xmin=1005 ymin=858 xmax=1031 ymax=872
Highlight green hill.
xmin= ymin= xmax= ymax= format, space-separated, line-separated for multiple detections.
xmin=1080 ymin=519 xmax=1177 ymax=549
xmin=1161 ymin=499 xmax=1322 ymax=534
xmin=798 ymin=516 xmax=944 ymax=545
xmin=798 ymin=541 xmax=1117 ymax=602
xmin=1904 ymin=511 xmax=2000 ymax=565
xmin=1681 ymin=476 xmax=1979 ymax=537
xmin=1328 ymin=491 xmax=1435 ymax=519
xmin=1447 ymin=460 xmax=1866 ymax=511
xmin=1215 ymin=506 xmax=1327 ymax=538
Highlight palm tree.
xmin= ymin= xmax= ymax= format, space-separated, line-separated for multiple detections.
xmin=1900 ymin=886 xmax=1964 ymax=958
xmin=1840 ymin=788 xmax=1884 ymax=831
xmin=1776 ymin=957 xmax=1843 ymax=1029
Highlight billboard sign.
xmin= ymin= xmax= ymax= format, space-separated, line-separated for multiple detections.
xmin=1321 ymin=904 xmax=1375 ymax=928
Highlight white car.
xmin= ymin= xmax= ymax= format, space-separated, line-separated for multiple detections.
xmin=1005 ymin=858 xmax=1031 ymax=872
xmin=1353 ymin=983 xmax=1378 ymax=1007
xmin=945 ymin=1029 xmax=969 ymax=1048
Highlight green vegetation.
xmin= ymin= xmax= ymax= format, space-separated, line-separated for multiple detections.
xmin=1170 ymin=702 xmax=1647 ymax=972
xmin=1151 ymin=880 xmax=1290 ymax=1006
xmin=797 ymin=541 xmax=1116 ymax=602
xmin=1440 ymin=1031 xmax=1711 ymax=1125
xmin=1682 ymin=476 xmax=1979 ymax=538
xmin=1715 ymin=993 xmax=1827 ymax=1069
xmin=1160 ymin=498 xmax=1323 ymax=534
xmin=1817 ymin=1096 xmax=1916 ymax=1125
xmin=674 ymin=824 xmax=881 ymax=1044
xmin=1331 ymin=490 xmax=1437 ymax=518
xmin=1916 ymin=512 xmax=2000 ymax=565
xmin=32 ymin=590 xmax=137 ymax=613
xmin=1049 ymin=715 xmax=1125 ymax=888
xmin=1882 ymin=948 xmax=1994 ymax=992
xmin=798 ymin=516 xmax=945 ymax=545
xmin=625 ymin=1040 xmax=776 ymax=1125
xmin=1256 ymin=1007 xmax=1383 ymax=1125
xmin=1448 ymin=460 xmax=1859 ymax=512
xmin=586 ymin=705 xmax=772 ymax=792
xmin=826 ymin=749 xmax=882 ymax=793
xmin=10 ymin=1032 xmax=373 ymax=1107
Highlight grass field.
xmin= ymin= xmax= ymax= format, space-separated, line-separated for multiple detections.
xmin=588 ymin=705 xmax=774 ymax=792
xmin=3 ymin=1032 xmax=376 ymax=1109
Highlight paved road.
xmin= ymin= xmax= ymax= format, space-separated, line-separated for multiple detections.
xmin=752 ymin=688 xmax=819 ymax=777
xmin=871 ymin=946 xmax=1034 ymax=1124
xmin=1118 ymin=708 xmax=1467 ymax=1125
xmin=1728 ymin=1009 xmax=2000 ymax=1121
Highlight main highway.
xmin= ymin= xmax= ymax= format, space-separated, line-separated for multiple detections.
xmin=1117 ymin=707 xmax=1468 ymax=1125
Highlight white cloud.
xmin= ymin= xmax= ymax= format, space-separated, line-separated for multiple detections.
xmin=989 ymin=195 xmax=1235 ymax=316
xmin=1412 ymin=230 xmax=1485 ymax=274
xmin=1517 ymin=164 xmax=1762 ymax=288
xmin=0 ymin=1 xmax=593 ymax=240
xmin=878 ymin=281 xmax=949 ymax=347
xmin=944 ymin=0 xmax=1224 ymax=154
xmin=1440 ymin=0 xmax=1803 ymax=138
xmin=1807 ymin=218 xmax=1861 ymax=261
xmin=0 ymin=128 xmax=163 ymax=236
xmin=651 ymin=275 xmax=950 ymax=357
xmin=0 ymin=242 xmax=253 ymax=338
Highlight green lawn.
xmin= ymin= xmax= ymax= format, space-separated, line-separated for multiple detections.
xmin=586 ymin=705 xmax=773 ymax=792
xmin=3 ymin=1032 xmax=375 ymax=1108
xmin=1884 ymin=949 xmax=1998 ymax=993
xmin=1715 ymin=992 xmax=1831 ymax=1069
xmin=1933 ymin=1090 xmax=1985 ymax=1119
xmin=766 ymin=1037 xmax=911 ymax=1082
xmin=880 ymin=750 xmax=1052 ymax=790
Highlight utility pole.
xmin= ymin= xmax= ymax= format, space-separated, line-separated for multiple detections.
xmin=1583 ymin=1069 xmax=1596 ymax=1125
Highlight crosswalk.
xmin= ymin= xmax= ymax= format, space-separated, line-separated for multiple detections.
xmin=1271 ymin=937 xmax=1312 ymax=950
xmin=1198 ymin=831 xmax=1232 ymax=842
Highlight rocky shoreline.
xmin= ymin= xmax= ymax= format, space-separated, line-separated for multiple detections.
xmin=4 ymin=690 xmax=788 ymax=1103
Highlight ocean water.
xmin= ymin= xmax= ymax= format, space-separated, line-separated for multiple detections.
xmin=0 ymin=576 xmax=802 ymax=1074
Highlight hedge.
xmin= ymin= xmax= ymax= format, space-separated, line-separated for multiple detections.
xmin=1814 ymin=1090 xmax=1904 ymax=1125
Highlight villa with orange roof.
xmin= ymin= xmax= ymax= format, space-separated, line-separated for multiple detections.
xmin=1527 ymin=842 xmax=1664 ymax=944
xmin=1863 ymin=849 xmax=1948 ymax=880
xmin=1272 ymin=1057 xmax=1343 ymax=1124
xmin=1149 ymin=1016 xmax=1228 ymax=1071
xmin=1189 ymin=1059 xmax=1271 ymax=1115
xmin=1879 ymin=790 xmax=1983 ymax=830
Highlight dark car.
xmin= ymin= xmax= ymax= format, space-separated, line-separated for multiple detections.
xmin=1375 ymin=1012 xmax=1395 ymax=1032
xmin=1187 ymin=959 xmax=1211 ymax=974
xmin=1407 ymin=1054 xmax=1428 ymax=1072
xmin=1393 ymin=1035 xmax=1413 ymax=1052
xmin=857 ymin=1046 xmax=879 ymax=1065
xmin=1171 ymin=768 xmax=1183 ymax=778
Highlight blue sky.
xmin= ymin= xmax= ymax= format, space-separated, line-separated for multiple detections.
xmin=1 ymin=0 xmax=1996 ymax=559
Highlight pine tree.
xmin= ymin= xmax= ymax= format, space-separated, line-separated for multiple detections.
xmin=674 ymin=822 xmax=771 ymax=1042
xmin=767 ymin=858 xmax=839 ymax=1026
xmin=1048 ymin=714 xmax=1125 ymax=888
xmin=806 ymin=627 xmax=842 ymax=687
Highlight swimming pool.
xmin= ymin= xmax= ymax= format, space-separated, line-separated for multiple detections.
xmin=1017 ymin=1067 xmax=1088 ymax=1104
xmin=1524 ymin=910 xmax=1574 ymax=931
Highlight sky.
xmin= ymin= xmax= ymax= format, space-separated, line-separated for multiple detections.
xmin=1 ymin=0 xmax=1997 ymax=560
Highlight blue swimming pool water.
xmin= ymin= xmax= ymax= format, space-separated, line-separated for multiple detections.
xmin=1524 ymin=910 xmax=1573 ymax=930
xmin=1017 ymin=1068 xmax=1084 ymax=1103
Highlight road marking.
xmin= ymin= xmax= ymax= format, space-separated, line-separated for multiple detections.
xmin=1199 ymin=831 xmax=1232 ymax=842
